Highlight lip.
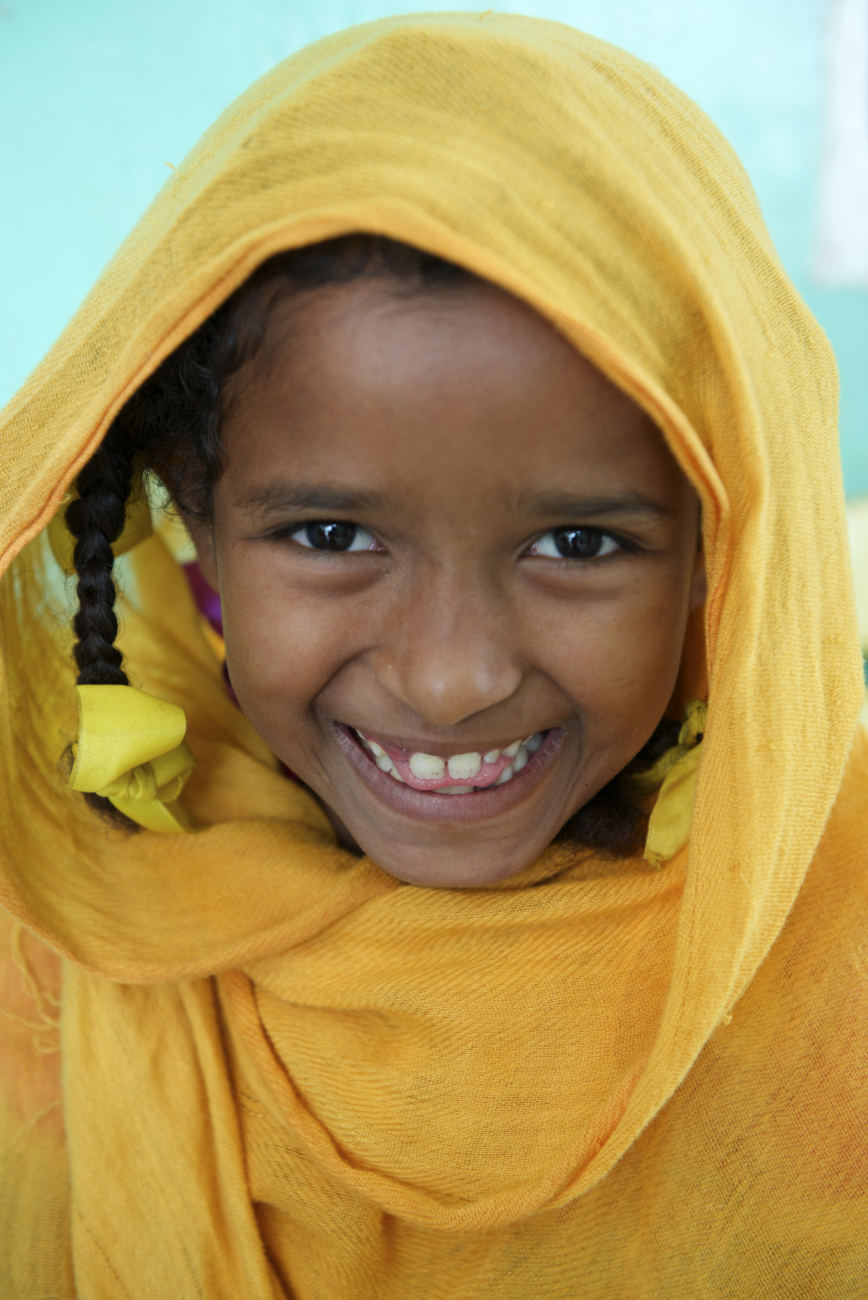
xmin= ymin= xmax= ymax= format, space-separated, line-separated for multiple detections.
xmin=334 ymin=722 xmax=565 ymax=824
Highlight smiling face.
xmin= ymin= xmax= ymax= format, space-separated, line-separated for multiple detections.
xmin=190 ymin=276 xmax=705 ymax=888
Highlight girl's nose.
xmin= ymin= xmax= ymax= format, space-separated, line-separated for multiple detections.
xmin=369 ymin=571 xmax=524 ymax=727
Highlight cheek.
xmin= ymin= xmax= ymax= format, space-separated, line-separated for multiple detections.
xmin=538 ymin=581 xmax=689 ymax=726
xmin=218 ymin=572 xmax=349 ymax=724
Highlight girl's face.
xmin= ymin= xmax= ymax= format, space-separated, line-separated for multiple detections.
xmin=192 ymin=277 xmax=705 ymax=888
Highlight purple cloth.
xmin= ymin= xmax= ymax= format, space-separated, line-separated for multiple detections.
xmin=182 ymin=561 xmax=223 ymax=635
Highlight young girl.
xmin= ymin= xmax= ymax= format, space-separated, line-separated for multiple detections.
xmin=1 ymin=12 xmax=865 ymax=1297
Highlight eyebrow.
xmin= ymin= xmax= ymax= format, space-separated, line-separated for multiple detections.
xmin=517 ymin=490 xmax=676 ymax=520
xmin=235 ymin=481 xmax=676 ymax=522
xmin=235 ymin=482 xmax=389 ymax=517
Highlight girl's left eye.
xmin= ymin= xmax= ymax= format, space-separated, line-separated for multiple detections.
xmin=288 ymin=521 xmax=379 ymax=552
xmin=528 ymin=527 xmax=622 ymax=561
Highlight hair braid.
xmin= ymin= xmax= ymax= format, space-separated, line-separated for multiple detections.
xmin=66 ymin=438 xmax=133 ymax=684
xmin=65 ymin=434 xmax=138 ymax=826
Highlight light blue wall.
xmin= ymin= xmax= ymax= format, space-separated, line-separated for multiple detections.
xmin=3 ymin=0 xmax=865 ymax=492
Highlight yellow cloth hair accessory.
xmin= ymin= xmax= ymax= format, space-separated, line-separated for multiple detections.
xmin=47 ymin=473 xmax=154 ymax=576
xmin=69 ymin=684 xmax=196 ymax=833
xmin=631 ymin=699 xmax=707 ymax=868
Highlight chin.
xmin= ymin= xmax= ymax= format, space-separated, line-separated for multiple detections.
xmin=354 ymin=832 xmax=552 ymax=890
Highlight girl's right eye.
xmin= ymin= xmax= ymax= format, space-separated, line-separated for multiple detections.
xmin=284 ymin=521 xmax=380 ymax=553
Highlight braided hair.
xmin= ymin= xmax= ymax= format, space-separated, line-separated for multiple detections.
xmin=67 ymin=233 xmax=677 ymax=854
xmin=65 ymin=436 xmax=136 ymax=825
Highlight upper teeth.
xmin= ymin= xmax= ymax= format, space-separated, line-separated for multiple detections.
xmin=405 ymin=750 xmax=483 ymax=781
xmin=446 ymin=751 xmax=482 ymax=780
xmin=355 ymin=729 xmax=544 ymax=792
xmin=408 ymin=752 xmax=446 ymax=780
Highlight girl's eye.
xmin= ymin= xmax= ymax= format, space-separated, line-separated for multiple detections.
xmin=289 ymin=521 xmax=379 ymax=552
xmin=528 ymin=527 xmax=621 ymax=560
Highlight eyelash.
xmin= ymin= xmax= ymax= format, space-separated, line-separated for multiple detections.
xmin=272 ymin=521 xmax=632 ymax=562
xmin=526 ymin=528 xmax=626 ymax=561
xmin=278 ymin=521 xmax=382 ymax=553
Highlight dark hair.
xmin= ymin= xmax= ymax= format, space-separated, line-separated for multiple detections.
xmin=68 ymin=233 xmax=675 ymax=854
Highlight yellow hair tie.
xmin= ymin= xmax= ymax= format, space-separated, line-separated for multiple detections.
xmin=629 ymin=699 xmax=707 ymax=868
xmin=69 ymin=685 xmax=196 ymax=833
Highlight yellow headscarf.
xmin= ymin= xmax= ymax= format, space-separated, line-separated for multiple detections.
xmin=1 ymin=13 xmax=866 ymax=1297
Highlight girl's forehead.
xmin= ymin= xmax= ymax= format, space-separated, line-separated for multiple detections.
xmin=230 ymin=280 xmax=659 ymax=445
xmin=220 ymin=278 xmax=694 ymax=518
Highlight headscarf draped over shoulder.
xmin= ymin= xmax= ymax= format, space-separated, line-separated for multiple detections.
xmin=0 ymin=14 xmax=865 ymax=1297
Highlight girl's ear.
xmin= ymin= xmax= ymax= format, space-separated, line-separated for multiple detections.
xmin=186 ymin=517 xmax=220 ymax=592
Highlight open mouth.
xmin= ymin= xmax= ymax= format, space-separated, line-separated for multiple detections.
xmin=333 ymin=722 xmax=565 ymax=827
xmin=350 ymin=727 xmax=548 ymax=793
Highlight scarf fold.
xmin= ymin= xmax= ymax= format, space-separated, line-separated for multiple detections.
xmin=1 ymin=13 xmax=865 ymax=1296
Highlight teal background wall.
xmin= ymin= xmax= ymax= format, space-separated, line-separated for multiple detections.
xmin=2 ymin=0 xmax=866 ymax=493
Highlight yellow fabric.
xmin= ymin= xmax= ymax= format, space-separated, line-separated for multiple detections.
xmin=630 ymin=699 xmax=707 ymax=867
xmin=69 ymin=684 xmax=196 ymax=832
xmin=0 ymin=13 xmax=866 ymax=1297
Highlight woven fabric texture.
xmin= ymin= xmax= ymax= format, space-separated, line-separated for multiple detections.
xmin=0 ymin=12 xmax=866 ymax=1296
